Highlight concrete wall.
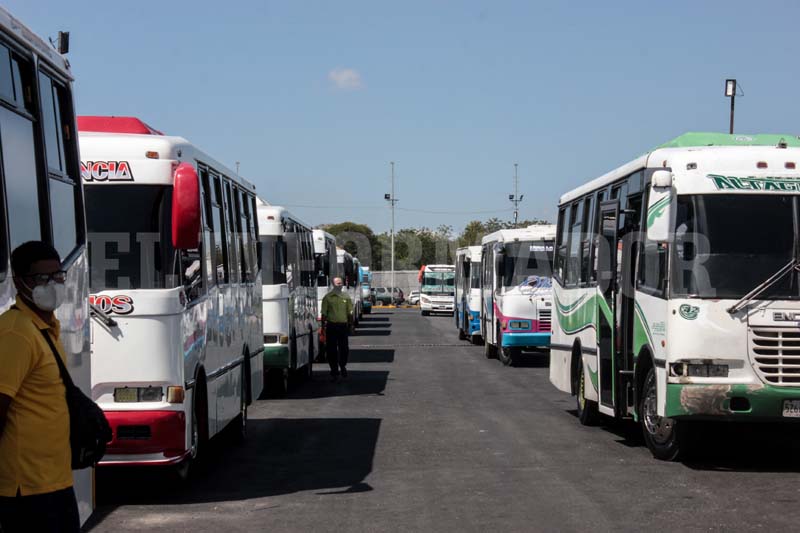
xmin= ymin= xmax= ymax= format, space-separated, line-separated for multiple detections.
xmin=370 ymin=270 xmax=420 ymax=298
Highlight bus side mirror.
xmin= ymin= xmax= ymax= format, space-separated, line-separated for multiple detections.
xmin=172 ymin=163 xmax=201 ymax=249
xmin=646 ymin=172 xmax=675 ymax=243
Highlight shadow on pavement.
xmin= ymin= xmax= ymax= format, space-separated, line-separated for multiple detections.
xmin=352 ymin=329 xmax=391 ymax=337
xmin=87 ymin=417 xmax=381 ymax=530
xmin=292 ymin=369 xmax=390 ymax=399
xmin=567 ymin=408 xmax=800 ymax=472
xmin=359 ymin=315 xmax=391 ymax=322
xmin=513 ymin=351 xmax=550 ymax=368
xmin=355 ymin=322 xmax=392 ymax=329
xmin=348 ymin=348 xmax=395 ymax=363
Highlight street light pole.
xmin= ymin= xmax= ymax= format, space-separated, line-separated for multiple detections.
xmin=509 ymin=163 xmax=523 ymax=226
xmin=384 ymin=162 xmax=397 ymax=300
xmin=725 ymin=79 xmax=737 ymax=134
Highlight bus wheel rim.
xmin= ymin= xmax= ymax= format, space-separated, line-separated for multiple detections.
xmin=643 ymin=377 xmax=674 ymax=444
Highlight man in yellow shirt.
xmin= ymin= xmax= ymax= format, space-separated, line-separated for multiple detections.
xmin=0 ymin=241 xmax=77 ymax=533
xmin=321 ymin=277 xmax=353 ymax=382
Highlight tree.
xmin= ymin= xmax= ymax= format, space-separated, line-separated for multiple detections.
xmin=319 ymin=221 xmax=382 ymax=269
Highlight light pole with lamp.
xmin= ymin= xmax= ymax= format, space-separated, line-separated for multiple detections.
xmin=384 ymin=162 xmax=397 ymax=302
xmin=509 ymin=163 xmax=524 ymax=226
xmin=725 ymin=79 xmax=737 ymax=134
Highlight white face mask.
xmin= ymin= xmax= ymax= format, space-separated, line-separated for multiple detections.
xmin=27 ymin=280 xmax=66 ymax=312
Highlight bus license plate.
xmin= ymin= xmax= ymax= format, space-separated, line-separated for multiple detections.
xmin=783 ymin=400 xmax=800 ymax=418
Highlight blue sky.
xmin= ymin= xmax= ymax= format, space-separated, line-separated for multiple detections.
xmin=10 ymin=1 xmax=800 ymax=233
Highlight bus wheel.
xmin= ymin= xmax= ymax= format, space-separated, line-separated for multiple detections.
xmin=267 ymin=368 xmax=289 ymax=397
xmin=576 ymin=358 xmax=599 ymax=426
xmin=458 ymin=323 xmax=467 ymax=341
xmin=422 ymin=310 xmax=430 ymax=316
xmin=233 ymin=374 xmax=248 ymax=444
xmin=640 ymin=367 xmax=686 ymax=461
xmin=500 ymin=346 xmax=519 ymax=367
xmin=176 ymin=381 xmax=207 ymax=480
xmin=484 ymin=336 xmax=497 ymax=359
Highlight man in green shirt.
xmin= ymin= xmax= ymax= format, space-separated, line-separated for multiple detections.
xmin=321 ymin=277 xmax=353 ymax=381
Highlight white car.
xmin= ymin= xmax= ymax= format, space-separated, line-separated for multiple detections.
xmin=408 ymin=290 xmax=420 ymax=305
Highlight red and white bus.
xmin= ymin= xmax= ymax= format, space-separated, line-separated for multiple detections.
xmin=78 ymin=116 xmax=263 ymax=475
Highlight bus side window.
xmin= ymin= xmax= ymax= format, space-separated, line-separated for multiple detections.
xmin=638 ymin=187 xmax=667 ymax=297
xmin=565 ymin=200 xmax=582 ymax=287
xmin=39 ymin=70 xmax=80 ymax=260
xmin=555 ymin=206 xmax=570 ymax=282
xmin=589 ymin=190 xmax=606 ymax=280
xmin=580 ymin=196 xmax=594 ymax=284
xmin=224 ymin=181 xmax=240 ymax=284
xmin=235 ymin=190 xmax=251 ymax=283
xmin=211 ymin=174 xmax=229 ymax=284
xmin=199 ymin=169 xmax=215 ymax=288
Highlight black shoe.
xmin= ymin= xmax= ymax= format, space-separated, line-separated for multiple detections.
xmin=341 ymin=368 xmax=348 ymax=379
xmin=330 ymin=373 xmax=339 ymax=383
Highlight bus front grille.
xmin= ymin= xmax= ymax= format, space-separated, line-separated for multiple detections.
xmin=538 ymin=310 xmax=552 ymax=332
xmin=750 ymin=327 xmax=800 ymax=385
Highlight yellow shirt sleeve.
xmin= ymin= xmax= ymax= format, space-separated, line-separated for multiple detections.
xmin=0 ymin=331 xmax=36 ymax=398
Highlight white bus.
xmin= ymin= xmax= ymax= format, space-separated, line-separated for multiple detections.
xmin=258 ymin=203 xmax=318 ymax=394
xmin=419 ymin=264 xmax=455 ymax=315
xmin=549 ymin=132 xmax=800 ymax=460
xmin=480 ymin=225 xmax=556 ymax=365
xmin=455 ymin=246 xmax=482 ymax=342
xmin=313 ymin=228 xmax=337 ymax=357
xmin=0 ymin=9 xmax=94 ymax=522
xmin=79 ymin=117 xmax=263 ymax=475
xmin=337 ymin=247 xmax=361 ymax=325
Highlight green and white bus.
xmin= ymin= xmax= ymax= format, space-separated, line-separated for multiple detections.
xmin=549 ymin=132 xmax=800 ymax=460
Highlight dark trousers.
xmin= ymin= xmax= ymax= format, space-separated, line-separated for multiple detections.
xmin=326 ymin=323 xmax=350 ymax=375
xmin=0 ymin=486 xmax=80 ymax=533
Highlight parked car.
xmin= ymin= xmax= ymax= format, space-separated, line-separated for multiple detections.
xmin=374 ymin=287 xmax=393 ymax=305
xmin=408 ymin=290 xmax=420 ymax=305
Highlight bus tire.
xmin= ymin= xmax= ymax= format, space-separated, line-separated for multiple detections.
xmin=422 ymin=310 xmax=430 ymax=316
xmin=575 ymin=357 xmax=599 ymax=426
xmin=484 ymin=336 xmax=497 ymax=359
xmin=232 ymin=367 xmax=248 ymax=444
xmin=640 ymin=367 xmax=687 ymax=461
xmin=458 ymin=321 xmax=467 ymax=341
xmin=176 ymin=376 xmax=208 ymax=480
xmin=500 ymin=346 xmax=519 ymax=367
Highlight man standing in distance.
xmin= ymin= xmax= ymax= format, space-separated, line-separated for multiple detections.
xmin=321 ymin=276 xmax=353 ymax=382
xmin=0 ymin=242 xmax=78 ymax=533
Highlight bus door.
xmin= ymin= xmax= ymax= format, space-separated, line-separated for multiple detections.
xmin=597 ymin=201 xmax=619 ymax=409
xmin=616 ymin=196 xmax=642 ymax=416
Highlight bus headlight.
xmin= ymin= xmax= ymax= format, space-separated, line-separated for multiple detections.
xmin=114 ymin=386 xmax=164 ymax=403
xmin=508 ymin=320 xmax=531 ymax=330
xmin=671 ymin=362 xmax=729 ymax=378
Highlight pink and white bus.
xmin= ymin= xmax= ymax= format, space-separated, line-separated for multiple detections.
xmin=78 ymin=116 xmax=263 ymax=476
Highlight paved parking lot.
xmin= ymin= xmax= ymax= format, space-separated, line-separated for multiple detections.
xmin=87 ymin=309 xmax=800 ymax=532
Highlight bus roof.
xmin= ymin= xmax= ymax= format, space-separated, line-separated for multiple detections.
xmin=559 ymin=132 xmax=800 ymax=204
xmin=482 ymin=224 xmax=557 ymax=245
xmin=257 ymin=201 xmax=312 ymax=236
xmin=456 ymin=246 xmax=482 ymax=261
xmin=79 ymin=122 xmax=256 ymax=192
xmin=0 ymin=7 xmax=72 ymax=80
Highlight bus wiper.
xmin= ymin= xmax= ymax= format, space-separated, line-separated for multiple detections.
xmin=726 ymin=259 xmax=800 ymax=315
xmin=89 ymin=302 xmax=118 ymax=327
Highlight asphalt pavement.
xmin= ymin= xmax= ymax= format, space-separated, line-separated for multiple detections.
xmin=86 ymin=309 xmax=800 ymax=532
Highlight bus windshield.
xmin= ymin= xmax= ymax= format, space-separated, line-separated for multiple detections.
xmin=502 ymin=240 xmax=554 ymax=287
xmin=85 ymin=185 xmax=178 ymax=290
xmin=260 ymin=235 xmax=288 ymax=285
xmin=422 ymin=271 xmax=455 ymax=295
xmin=671 ymin=194 xmax=799 ymax=299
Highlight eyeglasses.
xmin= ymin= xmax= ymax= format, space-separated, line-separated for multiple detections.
xmin=23 ymin=270 xmax=67 ymax=284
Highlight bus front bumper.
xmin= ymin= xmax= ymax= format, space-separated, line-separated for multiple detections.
xmin=501 ymin=332 xmax=551 ymax=348
xmin=666 ymin=382 xmax=800 ymax=420
xmin=264 ymin=344 xmax=290 ymax=368
xmin=99 ymin=410 xmax=188 ymax=466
